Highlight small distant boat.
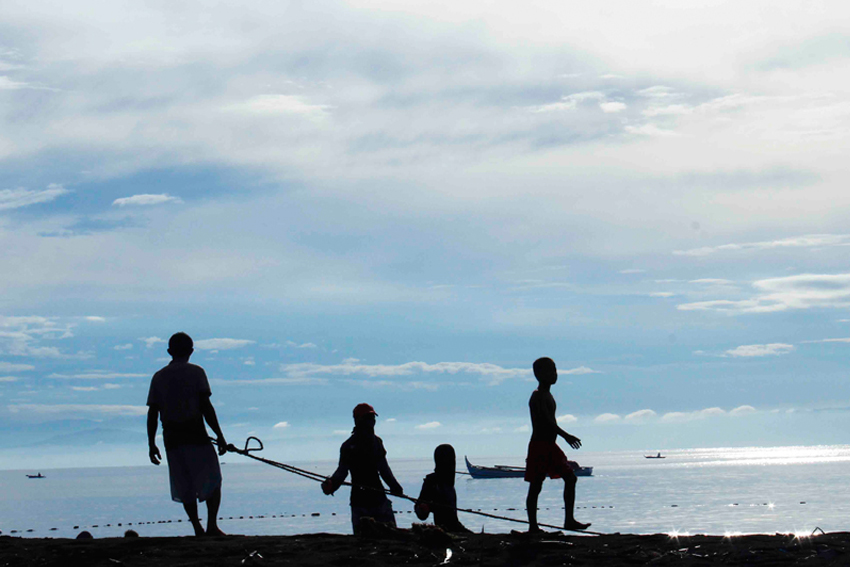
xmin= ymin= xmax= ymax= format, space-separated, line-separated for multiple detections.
xmin=465 ymin=457 xmax=593 ymax=478
xmin=26 ymin=473 xmax=45 ymax=479
xmin=645 ymin=452 xmax=666 ymax=459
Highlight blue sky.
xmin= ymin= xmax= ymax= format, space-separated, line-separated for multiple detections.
xmin=2 ymin=0 xmax=850 ymax=469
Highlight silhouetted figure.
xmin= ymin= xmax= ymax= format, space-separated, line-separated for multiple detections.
xmin=524 ymin=357 xmax=590 ymax=533
xmin=414 ymin=444 xmax=471 ymax=533
xmin=147 ymin=332 xmax=228 ymax=537
xmin=321 ymin=403 xmax=403 ymax=535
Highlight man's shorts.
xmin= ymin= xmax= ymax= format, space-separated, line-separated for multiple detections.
xmin=351 ymin=498 xmax=396 ymax=534
xmin=524 ymin=440 xmax=576 ymax=483
xmin=165 ymin=443 xmax=222 ymax=503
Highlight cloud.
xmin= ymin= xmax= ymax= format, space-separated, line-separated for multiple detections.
xmin=0 ymin=362 xmax=34 ymax=372
xmin=286 ymin=341 xmax=318 ymax=349
xmin=7 ymin=404 xmax=147 ymax=416
xmin=114 ymin=344 xmax=133 ymax=351
xmin=730 ymin=405 xmax=756 ymax=416
xmin=802 ymin=337 xmax=850 ymax=344
xmin=689 ymin=279 xmax=734 ymax=285
xmin=140 ymin=337 xmax=165 ymax=348
xmin=415 ymin=421 xmax=442 ymax=430
xmin=529 ymin=91 xmax=605 ymax=113
xmin=0 ymin=376 xmax=18 ymax=382
xmin=594 ymin=413 xmax=621 ymax=423
xmin=625 ymin=409 xmax=657 ymax=421
xmin=556 ymin=414 xmax=578 ymax=424
xmin=624 ymin=124 xmax=678 ymax=137
xmin=103 ymin=384 xmax=122 ymax=390
xmin=273 ymin=421 xmax=290 ymax=429
xmin=725 ymin=343 xmax=794 ymax=357
xmin=599 ymin=101 xmax=627 ymax=113
xmin=0 ymin=184 xmax=69 ymax=211
xmin=561 ymin=366 xmax=601 ymax=375
xmin=385 ymin=418 xmax=397 ymax=423
xmin=673 ymin=234 xmax=850 ymax=257
xmin=619 ymin=269 xmax=645 ymax=274
xmin=85 ymin=316 xmax=106 ymax=322
xmin=649 ymin=292 xmax=675 ymax=298
xmin=48 ymin=372 xmax=147 ymax=380
xmin=661 ymin=407 xmax=727 ymax=422
xmin=278 ymin=359 xmax=533 ymax=385
xmin=216 ymin=377 xmax=329 ymax=386
xmin=678 ymin=273 xmax=850 ymax=314
xmin=112 ymin=194 xmax=183 ymax=207
xmin=514 ymin=424 xmax=530 ymax=433
xmin=230 ymin=94 xmax=332 ymax=116
xmin=72 ymin=386 xmax=99 ymax=392
xmin=194 ymin=338 xmax=256 ymax=350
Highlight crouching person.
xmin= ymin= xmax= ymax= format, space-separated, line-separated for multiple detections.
xmin=415 ymin=444 xmax=471 ymax=533
xmin=322 ymin=403 xmax=403 ymax=534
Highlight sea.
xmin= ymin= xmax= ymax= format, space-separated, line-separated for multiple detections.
xmin=3 ymin=445 xmax=850 ymax=539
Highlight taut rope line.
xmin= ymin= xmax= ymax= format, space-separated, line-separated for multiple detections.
xmin=215 ymin=436 xmax=604 ymax=536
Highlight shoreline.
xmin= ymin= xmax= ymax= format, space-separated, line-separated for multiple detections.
xmin=2 ymin=530 xmax=849 ymax=566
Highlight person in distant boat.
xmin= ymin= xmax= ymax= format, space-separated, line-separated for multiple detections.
xmin=414 ymin=444 xmax=471 ymax=533
xmin=524 ymin=357 xmax=590 ymax=533
xmin=147 ymin=332 xmax=228 ymax=537
xmin=321 ymin=403 xmax=403 ymax=534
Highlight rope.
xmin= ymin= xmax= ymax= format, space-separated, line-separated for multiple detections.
xmin=215 ymin=436 xmax=604 ymax=536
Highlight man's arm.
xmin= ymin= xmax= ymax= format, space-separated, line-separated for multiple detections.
xmin=322 ymin=447 xmax=349 ymax=495
xmin=533 ymin=393 xmax=582 ymax=449
xmin=147 ymin=406 xmax=162 ymax=465
xmin=200 ymin=396 xmax=227 ymax=456
xmin=378 ymin=454 xmax=403 ymax=496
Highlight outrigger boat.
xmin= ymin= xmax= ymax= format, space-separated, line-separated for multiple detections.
xmin=465 ymin=456 xmax=592 ymax=478
xmin=26 ymin=473 xmax=45 ymax=479
xmin=644 ymin=452 xmax=665 ymax=459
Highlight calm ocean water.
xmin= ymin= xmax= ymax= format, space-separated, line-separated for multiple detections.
xmin=3 ymin=445 xmax=850 ymax=539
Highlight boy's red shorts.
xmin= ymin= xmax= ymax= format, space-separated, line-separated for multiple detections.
xmin=524 ymin=440 xmax=576 ymax=482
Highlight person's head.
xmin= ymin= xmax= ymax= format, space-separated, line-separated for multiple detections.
xmin=434 ymin=444 xmax=456 ymax=471
xmin=533 ymin=357 xmax=557 ymax=385
xmin=168 ymin=332 xmax=194 ymax=360
xmin=352 ymin=403 xmax=377 ymax=430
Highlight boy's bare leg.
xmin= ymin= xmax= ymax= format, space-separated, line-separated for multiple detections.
xmin=526 ymin=480 xmax=544 ymax=533
xmin=182 ymin=500 xmax=205 ymax=537
xmin=205 ymin=488 xmax=225 ymax=536
xmin=563 ymin=474 xmax=590 ymax=530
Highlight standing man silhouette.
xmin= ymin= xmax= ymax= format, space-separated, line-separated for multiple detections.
xmin=524 ymin=357 xmax=590 ymax=533
xmin=147 ymin=332 xmax=228 ymax=536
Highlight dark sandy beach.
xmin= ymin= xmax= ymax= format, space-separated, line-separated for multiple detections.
xmin=2 ymin=529 xmax=850 ymax=566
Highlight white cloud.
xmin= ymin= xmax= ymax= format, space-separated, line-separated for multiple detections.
xmin=72 ymin=386 xmax=99 ymax=392
xmin=48 ymin=372 xmax=147 ymax=380
xmin=243 ymin=358 xmax=255 ymax=366
xmin=674 ymin=234 xmax=850 ymax=257
xmin=803 ymin=337 xmax=850 ymax=344
xmin=332 ymin=430 xmax=349 ymax=436
xmin=0 ymin=76 xmax=29 ymax=89
xmin=114 ymin=344 xmax=133 ymax=351
xmin=273 ymin=421 xmax=289 ymax=429
xmin=529 ymin=91 xmax=605 ymax=113
xmin=725 ymin=343 xmax=794 ymax=357
xmin=0 ymin=362 xmax=34 ymax=372
xmin=561 ymin=366 xmax=601 ymax=375
xmin=594 ymin=413 xmax=621 ymax=423
xmin=0 ymin=376 xmax=18 ymax=382
xmin=625 ymin=409 xmax=657 ymax=421
xmin=194 ymin=338 xmax=256 ymax=350
xmin=649 ymin=292 xmax=675 ymax=298
xmin=85 ymin=316 xmax=106 ymax=322
xmin=730 ymin=405 xmax=756 ymax=416
xmin=0 ymin=184 xmax=69 ymax=211
xmin=678 ymin=273 xmax=850 ymax=314
xmin=231 ymin=94 xmax=332 ymax=116
xmin=619 ymin=268 xmax=645 ymax=274
xmin=661 ymin=407 xmax=727 ymax=422
xmin=279 ymin=360 xmax=532 ymax=386
xmin=599 ymin=101 xmax=627 ymax=113
xmin=216 ymin=377 xmax=329 ymax=386
xmin=384 ymin=418 xmax=397 ymax=423
xmin=689 ymin=279 xmax=735 ymax=285
xmin=514 ymin=424 xmax=530 ymax=433
xmin=415 ymin=421 xmax=442 ymax=430
xmin=7 ymin=404 xmax=147 ymax=416
xmin=139 ymin=337 xmax=165 ymax=349
xmin=102 ymin=384 xmax=122 ymax=390
xmin=624 ymin=124 xmax=678 ymax=137
xmin=556 ymin=414 xmax=577 ymax=424
xmin=286 ymin=341 xmax=318 ymax=349
xmin=112 ymin=194 xmax=182 ymax=207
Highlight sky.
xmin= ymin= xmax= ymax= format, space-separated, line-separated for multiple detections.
xmin=2 ymin=0 xmax=850 ymax=469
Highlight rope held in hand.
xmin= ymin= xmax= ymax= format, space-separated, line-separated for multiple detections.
xmin=212 ymin=436 xmax=603 ymax=536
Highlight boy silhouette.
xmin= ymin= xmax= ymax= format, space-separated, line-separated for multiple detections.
xmin=524 ymin=357 xmax=589 ymax=533
xmin=321 ymin=403 xmax=403 ymax=534
xmin=147 ymin=332 xmax=228 ymax=536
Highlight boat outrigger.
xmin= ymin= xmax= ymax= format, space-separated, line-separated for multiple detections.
xmin=465 ymin=456 xmax=592 ymax=478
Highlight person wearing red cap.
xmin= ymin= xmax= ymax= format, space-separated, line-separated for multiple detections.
xmin=321 ymin=403 xmax=403 ymax=534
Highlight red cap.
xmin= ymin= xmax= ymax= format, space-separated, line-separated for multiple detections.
xmin=353 ymin=403 xmax=378 ymax=419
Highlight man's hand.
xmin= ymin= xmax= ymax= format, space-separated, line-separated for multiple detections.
xmin=321 ymin=478 xmax=335 ymax=495
xmin=216 ymin=435 xmax=228 ymax=456
xmin=563 ymin=434 xmax=582 ymax=450
xmin=149 ymin=444 xmax=162 ymax=465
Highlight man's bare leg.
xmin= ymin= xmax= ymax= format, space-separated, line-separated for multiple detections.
xmin=182 ymin=500 xmax=205 ymax=537
xmin=526 ymin=480 xmax=544 ymax=533
xmin=562 ymin=474 xmax=590 ymax=530
xmin=205 ymin=488 xmax=225 ymax=536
